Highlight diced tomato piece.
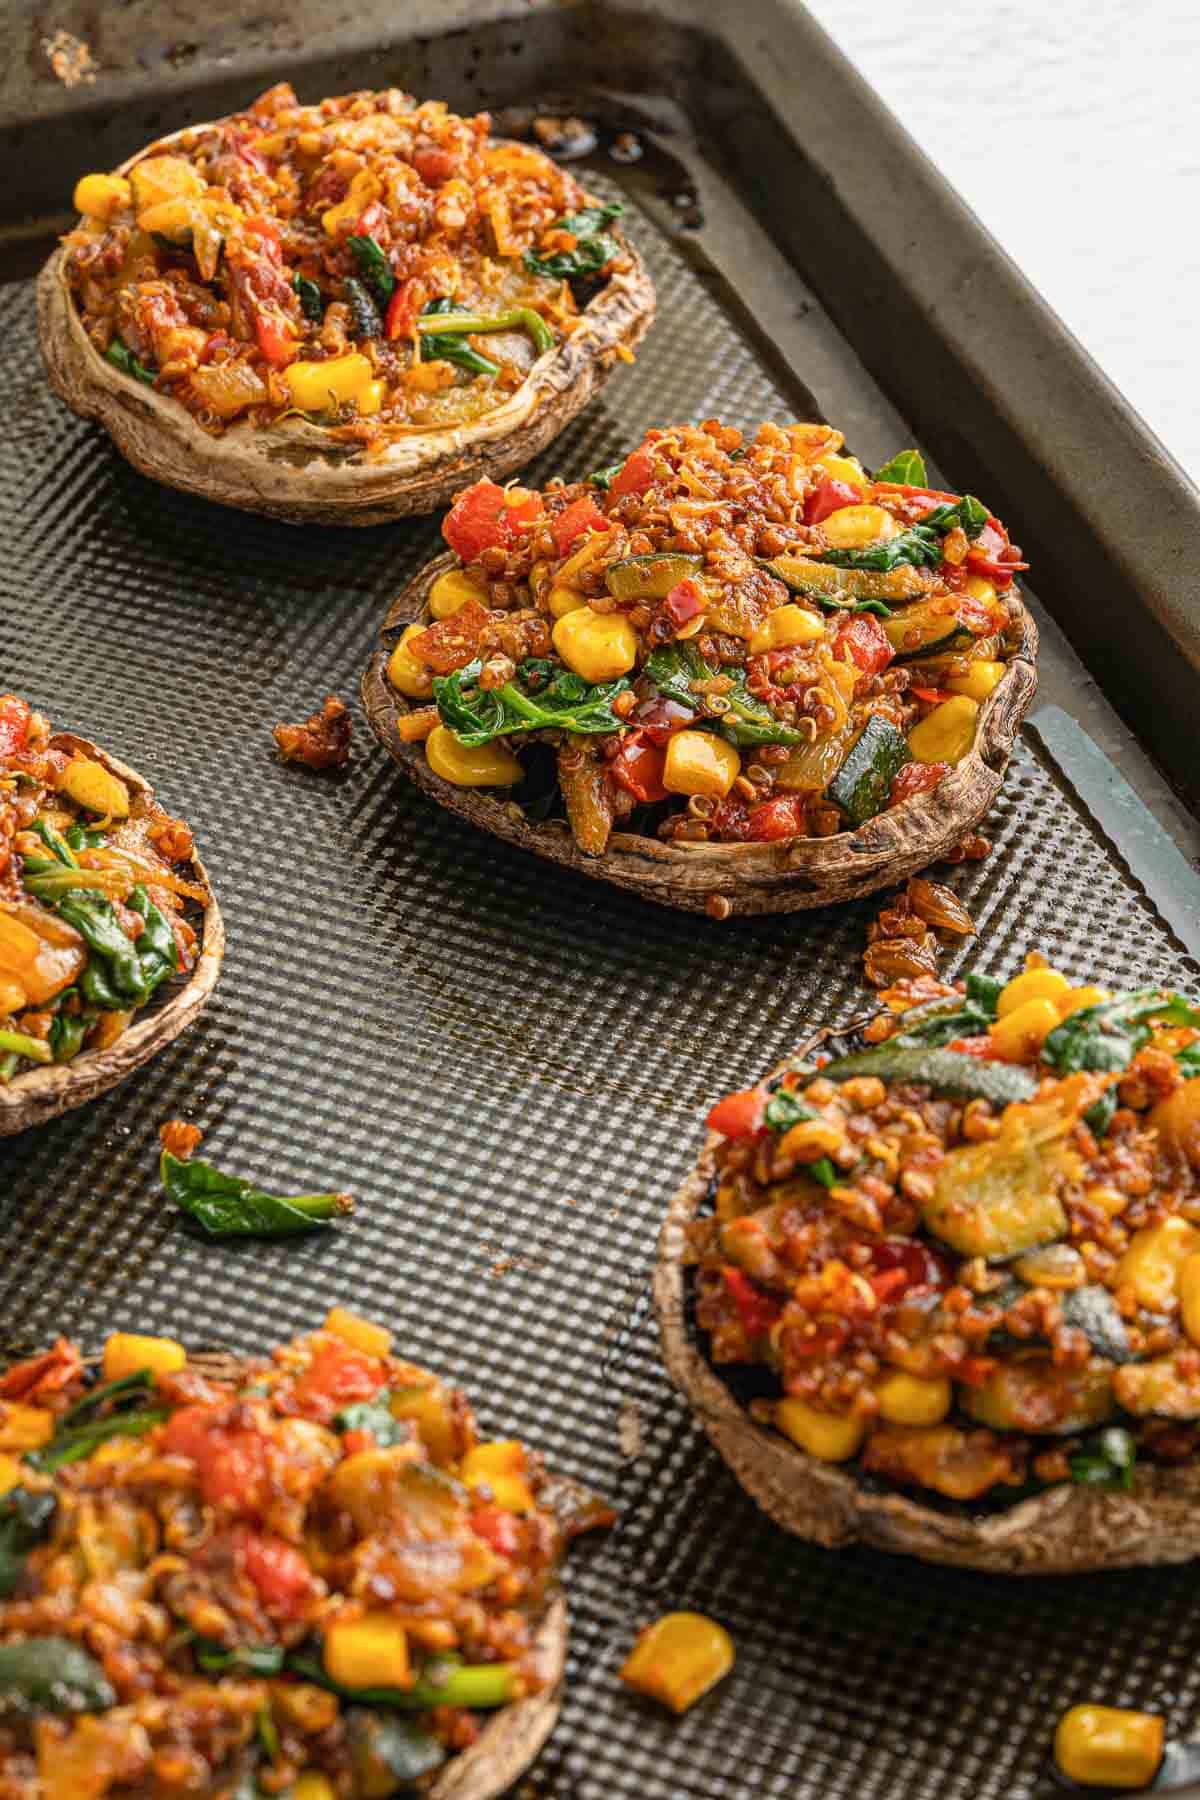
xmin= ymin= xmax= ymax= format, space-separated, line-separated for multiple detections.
xmin=888 ymin=761 xmax=949 ymax=807
xmin=873 ymin=483 xmax=958 ymax=504
xmin=254 ymin=310 xmax=295 ymax=367
xmin=162 ymin=1407 xmax=270 ymax=1513
xmin=551 ymin=495 xmax=607 ymax=557
xmin=608 ymin=447 xmax=656 ymax=499
xmin=746 ymin=795 xmax=807 ymax=842
xmin=947 ymin=1035 xmax=1000 ymax=1058
xmin=0 ymin=1338 xmax=81 ymax=1401
xmin=292 ymin=1341 xmax=386 ymax=1424
xmin=833 ymin=614 xmax=893 ymax=674
xmin=610 ymin=734 xmax=668 ymax=803
xmin=471 ymin=1504 xmax=521 ymax=1558
xmin=706 ymin=1087 xmax=766 ymax=1138
xmin=242 ymin=216 xmax=281 ymax=260
xmin=721 ymin=1266 xmax=783 ymax=1340
xmin=355 ymin=201 xmax=389 ymax=241
xmin=442 ymin=479 xmax=542 ymax=560
xmin=0 ymin=695 xmax=31 ymax=758
xmin=413 ymin=146 xmax=460 ymax=187
xmin=408 ymin=598 xmax=492 ymax=675
xmin=864 ymin=1240 xmax=950 ymax=1294
xmin=784 ymin=1319 xmax=849 ymax=1360
xmin=966 ymin=518 xmax=1028 ymax=588
xmin=804 ymin=477 xmax=862 ymax=525
xmin=239 ymin=1528 xmax=316 ymax=1617
xmin=663 ymin=578 xmax=707 ymax=627
xmin=631 ymin=697 xmax=694 ymax=744
xmin=385 ymin=277 xmax=427 ymax=341
xmin=910 ymin=686 xmax=955 ymax=705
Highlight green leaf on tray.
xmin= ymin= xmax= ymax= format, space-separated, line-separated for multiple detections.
xmin=160 ymin=1150 xmax=353 ymax=1238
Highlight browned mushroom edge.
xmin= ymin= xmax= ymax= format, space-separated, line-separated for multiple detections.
xmin=0 ymin=732 xmax=224 ymax=1136
xmin=36 ymin=127 xmax=656 ymax=527
xmin=362 ymin=555 xmax=1038 ymax=917
xmin=653 ymin=1028 xmax=1200 ymax=1574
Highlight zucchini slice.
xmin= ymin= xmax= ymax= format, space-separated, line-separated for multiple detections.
xmin=822 ymin=1045 xmax=1038 ymax=1107
xmin=961 ymin=1355 xmax=1115 ymax=1435
xmin=1061 ymin=1285 xmax=1133 ymax=1364
xmin=764 ymin=554 xmax=928 ymax=603
xmin=883 ymin=598 xmax=973 ymax=659
xmin=825 ymin=716 xmax=911 ymax=825
xmin=0 ymin=1638 xmax=115 ymax=1715
xmin=605 ymin=553 xmax=704 ymax=602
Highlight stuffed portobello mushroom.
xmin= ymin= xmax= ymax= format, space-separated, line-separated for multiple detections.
xmin=363 ymin=423 xmax=1036 ymax=916
xmin=0 ymin=1311 xmax=607 ymax=1796
xmin=0 ymin=695 xmax=222 ymax=1135
xmin=656 ymin=956 xmax=1200 ymax=1571
xmin=37 ymin=83 xmax=654 ymax=524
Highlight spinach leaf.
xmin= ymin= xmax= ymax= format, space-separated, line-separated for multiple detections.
xmin=0 ymin=1489 xmax=56 ymax=1598
xmin=810 ymin=593 xmax=893 ymax=618
xmin=642 ymin=643 xmax=809 ymax=748
xmin=434 ymin=658 xmax=631 ymax=746
xmin=104 ymin=339 xmax=156 ymax=384
xmin=49 ymin=999 xmax=92 ymax=1063
xmin=1068 ymin=1426 xmax=1135 ymax=1491
xmin=160 ymin=1150 xmax=352 ymax=1238
xmin=523 ymin=202 xmax=624 ymax=280
xmin=346 ymin=233 xmax=396 ymax=307
xmin=815 ymin=494 xmax=990 ymax=572
xmin=292 ymin=272 xmax=324 ymax=322
xmin=28 ymin=1410 xmax=167 ymax=1473
xmin=129 ymin=883 xmax=178 ymax=998
xmin=195 ymin=1640 xmax=286 ymax=1676
xmin=763 ymin=1091 xmax=838 ymax=1188
xmin=0 ymin=1638 xmax=116 ymax=1715
xmin=344 ymin=276 xmax=384 ymax=340
xmin=873 ymin=449 xmax=927 ymax=485
xmin=965 ymin=972 xmax=1003 ymax=1012
xmin=333 ymin=1398 xmax=409 ymax=1447
xmin=1042 ymin=989 xmax=1200 ymax=1075
xmin=28 ymin=819 xmax=77 ymax=866
xmin=63 ymin=824 xmax=107 ymax=852
xmin=588 ymin=460 xmax=625 ymax=490
xmin=419 ymin=298 xmax=500 ymax=378
xmin=59 ymin=1369 xmax=154 ymax=1430
xmin=1176 ymin=1040 xmax=1200 ymax=1078
xmin=52 ymin=891 xmax=148 ymax=1005
xmin=1084 ymin=1089 xmax=1119 ymax=1140
xmin=890 ymin=979 xmax=999 ymax=1049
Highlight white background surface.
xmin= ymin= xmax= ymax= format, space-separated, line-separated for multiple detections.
xmin=806 ymin=0 xmax=1200 ymax=487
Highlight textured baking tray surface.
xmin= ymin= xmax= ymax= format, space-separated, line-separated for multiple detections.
xmin=3 ymin=184 xmax=1200 ymax=1799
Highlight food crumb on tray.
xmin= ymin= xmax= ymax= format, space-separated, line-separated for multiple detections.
xmin=273 ymin=695 xmax=352 ymax=769
xmin=43 ymin=29 xmax=98 ymax=86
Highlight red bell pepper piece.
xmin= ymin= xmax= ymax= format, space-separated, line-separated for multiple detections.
xmin=721 ymin=1265 xmax=783 ymax=1339
xmin=947 ymin=1035 xmax=999 ymax=1058
xmin=610 ymin=733 xmax=668 ymax=803
xmin=786 ymin=1318 xmax=849 ymax=1359
xmin=632 ymin=697 xmax=694 ymax=744
xmin=864 ymin=1240 xmax=950 ymax=1294
xmin=239 ymin=1528 xmax=316 ymax=1618
xmin=291 ymin=1341 xmax=386 ymax=1424
xmin=551 ymin=495 xmax=607 ymax=557
xmin=162 ymin=1406 xmax=271 ymax=1514
xmin=385 ymin=277 xmax=427 ymax=341
xmin=0 ymin=695 xmax=31 ymax=757
xmin=609 ymin=447 xmax=656 ymax=499
xmin=833 ymin=614 xmax=893 ymax=675
xmin=746 ymin=795 xmax=807 ymax=842
xmin=442 ymin=479 xmax=543 ymax=561
xmin=910 ymin=686 xmax=955 ymax=705
xmin=804 ymin=476 xmax=862 ymax=525
xmin=471 ymin=1504 xmax=522 ymax=1558
xmin=706 ymin=1087 xmax=766 ymax=1137
xmin=0 ymin=1338 xmax=81 ymax=1401
xmin=965 ymin=519 xmax=1028 ymax=588
xmin=663 ymin=578 xmax=707 ymax=627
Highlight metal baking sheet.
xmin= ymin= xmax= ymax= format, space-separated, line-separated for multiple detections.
xmin=5 ymin=7 xmax=1200 ymax=1797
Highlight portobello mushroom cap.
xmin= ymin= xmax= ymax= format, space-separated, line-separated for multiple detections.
xmin=362 ymin=555 xmax=1038 ymax=916
xmin=0 ymin=732 xmax=223 ymax=1136
xmin=655 ymin=1030 xmax=1200 ymax=1573
xmin=36 ymin=128 xmax=655 ymax=526
xmin=426 ymin=1593 xmax=566 ymax=1800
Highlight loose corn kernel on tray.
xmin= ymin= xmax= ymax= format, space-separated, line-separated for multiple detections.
xmin=3 ymin=174 xmax=1200 ymax=1800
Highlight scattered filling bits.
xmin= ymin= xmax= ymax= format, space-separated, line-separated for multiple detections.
xmin=273 ymin=695 xmax=353 ymax=769
xmin=1054 ymin=1705 xmax=1164 ymax=1790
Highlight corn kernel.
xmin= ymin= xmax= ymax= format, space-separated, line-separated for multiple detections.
xmin=963 ymin=575 xmax=997 ymax=605
xmin=0 ymin=1455 xmax=23 ymax=1497
xmin=59 ymin=758 xmax=130 ymax=819
xmin=748 ymin=603 xmax=826 ymax=655
xmin=428 ymin=570 xmax=488 ymax=620
xmin=357 ymin=380 xmax=385 ymax=417
xmin=324 ymin=1614 xmax=410 ymax=1690
xmin=819 ymin=504 xmax=900 ymax=550
xmin=987 ymin=996 xmax=1061 ymax=1061
xmin=0 ymin=1404 xmax=53 ymax=1452
xmin=662 ymin=730 xmax=741 ymax=799
xmin=291 ymin=1775 xmax=336 ymax=1800
xmin=552 ymin=608 xmax=638 ymax=682
xmin=997 ymin=968 xmax=1072 ymax=1018
xmin=461 ymin=1440 xmax=526 ymax=1482
xmin=944 ymin=660 xmax=1005 ymax=701
xmin=129 ymin=155 xmax=205 ymax=214
xmin=325 ymin=1307 xmax=392 ymax=1360
xmin=387 ymin=624 xmax=433 ymax=700
xmin=74 ymin=173 xmax=133 ymax=219
xmin=774 ymin=1397 xmax=865 ymax=1462
xmin=284 ymin=353 xmax=378 ymax=414
xmin=425 ymin=725 xmax=522 ymax=788
xmin=620 ymin=1612 xmax=734 ymax=1714
xmin=1054 ymin=1706 xmax=1163 ymax=1789
xmin=875 ymin=1371 xmax=952 ymax=1427
xmin=102 ymin=1333 xmax=186 ymax=1384
xmin=907 ymin=695 xmax=979 ymax=766
xmin=1116 ymin=1217 xmax=1200 ymax=1314
xmin=777 ymin=1118 xmax=843 ymax=1163
xmin=1179 ymin=1252 xmax=1200 ymax=1348
xmin=1086 ymin=1183 xmax=1129 ymax=1218
xmin=815 ymin=452 xmax=870 ymax=496
xmin=548 ymin=584 xmax=587 ymax=618
xmin=1057 ymin=985 xmax=1113 ymax=1020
